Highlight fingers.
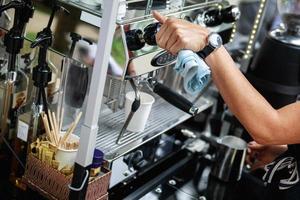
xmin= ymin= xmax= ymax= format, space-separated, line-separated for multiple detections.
xmin=154 ymin=12 xmax=208 ymax=53
xmin=153 ymin=11 xmax=167 ymax=24
xmin=156 ymin=17 xmax=175 ymax=44
xmin=251 ymin=160 xmax=265 ymax=171
xmin=165 ymin=31 xmax=178 ymax=51
xmin=156 ymin=17 xmax=179 ymax=51
xmin=157 ymin=27 xmax=171 ymax=49
xmin=248 ymin=141 xmax=265 ymax=150
xmin=157 ymin=21 xmax=177 ymax=49
xmin=247 ymin=147 xmax=257 ymax=161
xmin=245 ymin=153 xmax=252 ymax=165
xmin=169 ymin=40 xmax=183 ymax=55
xmin=156 ymin=23 xmax=168 ymax=45
xmin=246 ymin=150 xmax=263 ymax=171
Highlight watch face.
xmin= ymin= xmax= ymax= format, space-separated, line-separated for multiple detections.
xmin=209 ymin=33 xmax=223 ymax=48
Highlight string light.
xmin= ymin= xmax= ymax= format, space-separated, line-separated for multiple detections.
xmin=229 ymin=24 xmax=237 ymax=43
xmin=243 ymin=0 xmax=267 ymax=59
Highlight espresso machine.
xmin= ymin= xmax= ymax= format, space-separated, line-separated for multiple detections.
xmin=73 ymin=1 xmax=241 ymax=197
xmin=247 ymin=0 xmax=300 ymax=109
xmin=0 ymin=0 xmax=243 ymax=199
xmin=48 ymin=0 xmax=242 ymax=198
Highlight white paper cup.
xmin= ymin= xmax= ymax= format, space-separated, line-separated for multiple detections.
xmin=55 ymin=133 xmax=79 ymax=170
xmin=125 ymin=92 xmax=155 ymax=132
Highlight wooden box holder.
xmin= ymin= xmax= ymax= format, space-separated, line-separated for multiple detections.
xmin=23 ymin=154 xmax=111 ymax=200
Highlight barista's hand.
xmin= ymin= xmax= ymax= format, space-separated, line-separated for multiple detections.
xmin=153 ymin=11 xmax=210 ymax=55
xmin=247 ymin=141 xmax=287 ymax=171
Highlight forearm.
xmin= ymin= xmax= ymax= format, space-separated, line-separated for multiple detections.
xmin=205 ymin=46 xmax=283 ymax=144
xmin=152 ymin=11 xmax=300 ymax=144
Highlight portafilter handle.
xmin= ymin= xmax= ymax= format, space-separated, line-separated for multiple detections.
xmin=149 ymin=79 xmax=199 ymax=115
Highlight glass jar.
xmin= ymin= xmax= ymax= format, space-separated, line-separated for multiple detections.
xmin=58 ymin=57 xmax=89 ymax=132
xmin=277 ymin=0 xmax=300 ymax=34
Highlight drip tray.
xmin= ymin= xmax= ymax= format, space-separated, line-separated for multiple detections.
xmin=96 ymin=96 xmax=213 ymax=162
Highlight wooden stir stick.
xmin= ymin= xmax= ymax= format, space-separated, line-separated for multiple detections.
xmin=47 ymin=111 xmax=58 ymax=145
xmin=41 ymin=113 xmax=55 ymax=144
xmin=59 ymin=112 xmax=82 ymax=148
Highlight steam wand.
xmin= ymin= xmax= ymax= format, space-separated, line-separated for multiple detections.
xmin=116 ymin=78 xmax=141 ymax=144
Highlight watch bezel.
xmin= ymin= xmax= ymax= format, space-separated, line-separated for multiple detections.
xmin=208 ymin=32 xmax=223 ymax=49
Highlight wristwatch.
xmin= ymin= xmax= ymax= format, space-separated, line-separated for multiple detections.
xmin=197 ymin=32 xmax=223 ymax=59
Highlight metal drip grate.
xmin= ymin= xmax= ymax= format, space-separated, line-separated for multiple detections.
xmin=96 ymin=96 xmax=213 ymax=161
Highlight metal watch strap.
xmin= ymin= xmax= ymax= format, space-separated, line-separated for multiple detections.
xmin=197 ymin=45 xmax=214 ymax=59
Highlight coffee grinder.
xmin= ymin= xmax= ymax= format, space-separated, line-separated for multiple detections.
xmin=247 ymin=0 xmax=300 ymax=109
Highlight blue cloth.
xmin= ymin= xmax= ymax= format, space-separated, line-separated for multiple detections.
xmin=174 ymin=50 xmax=211 ymax=95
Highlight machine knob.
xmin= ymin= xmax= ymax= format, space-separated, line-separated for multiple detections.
xmin=202 ymin=5 xmax=240 ymax=27
xmin=221 ymin=5 xmax=241 ymax=23
xmin=143 ymin=22 xmax=160 ymax=46
xmin=202 ymin=8 xmax=222 ymax=27
xmin=126 ymin=29 xmax=145 ymax=51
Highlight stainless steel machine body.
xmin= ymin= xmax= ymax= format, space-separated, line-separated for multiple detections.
xmin=0 ymin=0 xmax=238 ymax=192
xmin=86 ymin=0 xmax=239 ymax=188
xmin=104 ymin=1 xmax=235 ymax=111
xmin=0 ymin=1 xmax=245 ymax=198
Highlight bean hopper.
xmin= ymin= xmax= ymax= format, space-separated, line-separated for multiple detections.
xmin=247 ymin=0 xmax=300 ymax=109
xmin=72 ymin=0 xmax=240 ymax=188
